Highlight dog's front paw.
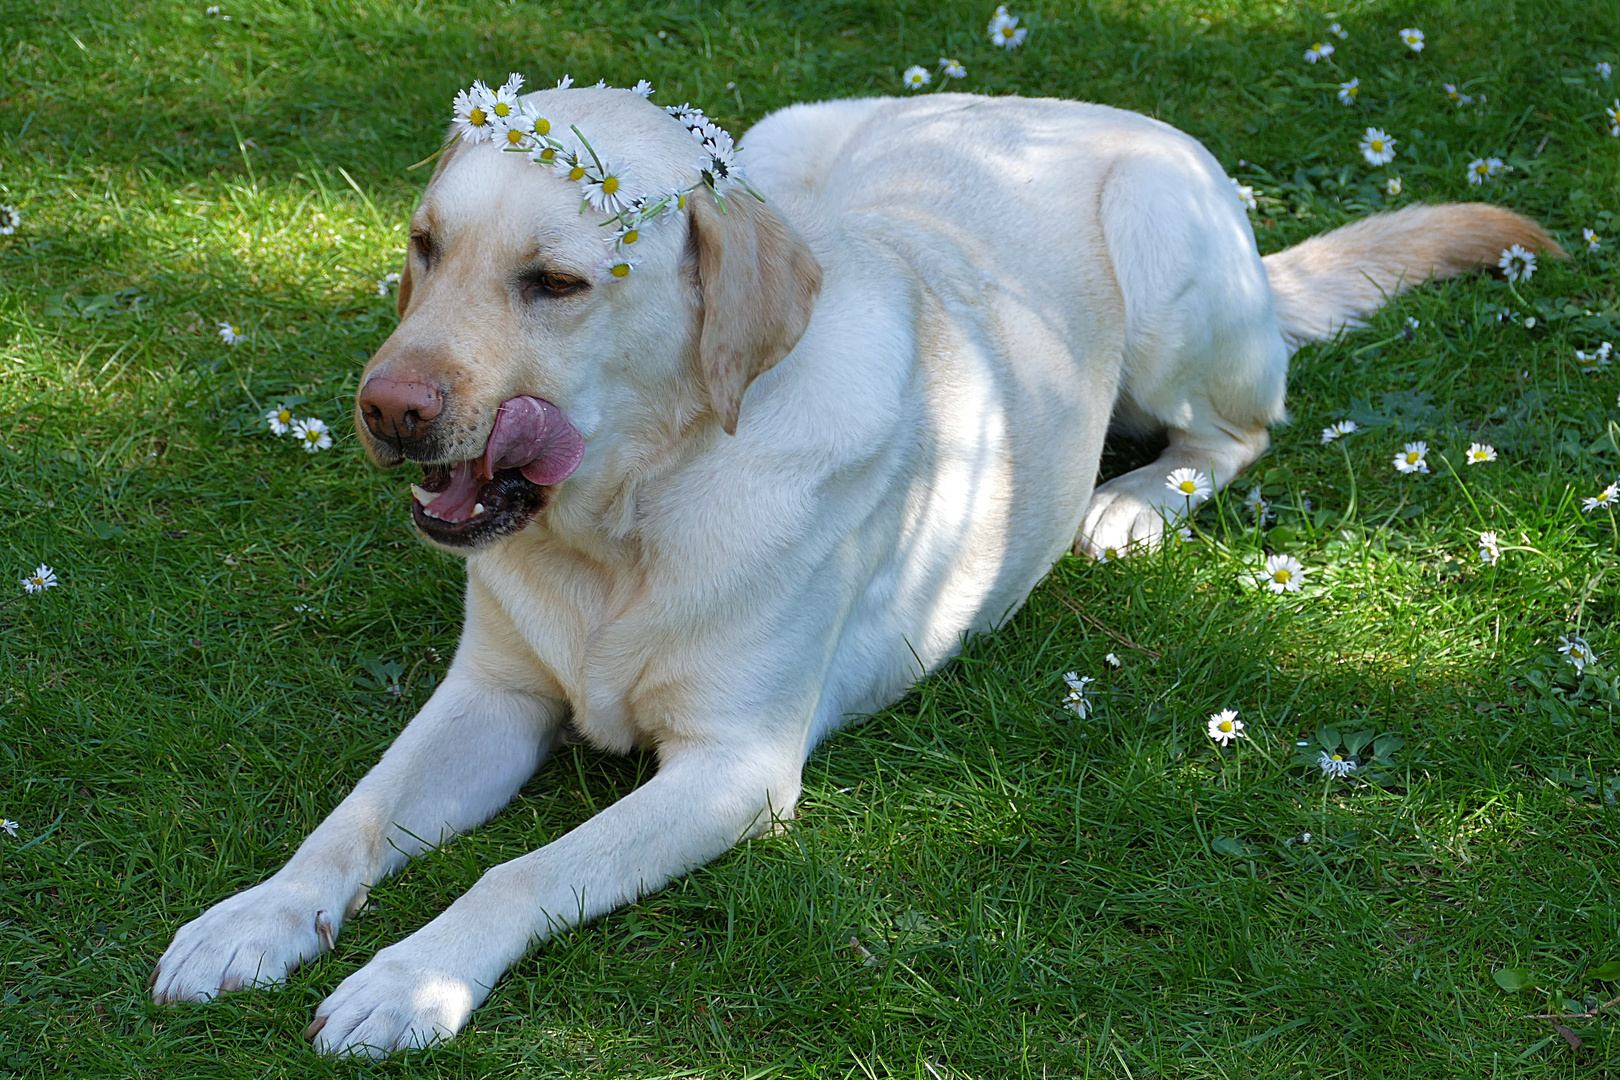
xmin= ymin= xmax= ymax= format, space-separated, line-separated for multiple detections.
xmin=1078 ymin=472 xmax=1183 ymax=558
xmin=151 ymin=880 xmax=338 ymax=1004
xmin=308 ymin=943 xmax=488 ymax=1058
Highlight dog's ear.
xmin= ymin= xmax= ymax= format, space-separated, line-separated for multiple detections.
xmin=689 ymin=186 xmax=822 ymax=435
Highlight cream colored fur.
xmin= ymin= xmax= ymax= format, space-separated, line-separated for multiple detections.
xmin=150 ymin=89 xmax=1562 ymax=1057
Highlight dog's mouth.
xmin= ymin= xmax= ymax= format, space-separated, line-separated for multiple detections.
xmin=408 ymin=396 xmax=584 ymax=549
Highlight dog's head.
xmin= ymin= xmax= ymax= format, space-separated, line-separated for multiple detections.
xmin=356 ymin=87 xmax=822 ymax=551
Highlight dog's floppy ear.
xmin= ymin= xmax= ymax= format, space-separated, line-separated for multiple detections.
xmin=689 ymin=186 xmax=822 ymax=435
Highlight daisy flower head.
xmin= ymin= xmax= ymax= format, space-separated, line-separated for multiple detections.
xmin=698 ymin=128 xmax=743 ymax=186
xmin=292 ymin=416 xmax=332 ymax=453
xmin=451 ymin=80 xmax=497 ymax=142
xmin=1093 ymin=543 xmax=1124 ymax=564
xmin=1321 ymin=419 xmax=1358 ymax=443
xmin=1497 ymin=244 xmax=1535 ymax=282
xmin=1584 ymin=228 xmax=1602 ymax=252
xmin=1399 ymin=28 xmax=1425 ymax=52
xmin=1386 ymin=176 xmax=1402 ymax=196
xmin=1599 ymin=62 xmax=1613 ymax=80
xmin=1443 ymin=83 xmax=1476 ymax=105
xmin=495 ymin=111 xmax=536 ymax=150
xmin=1478 ymin=530 xmax=1500 ymax=565
xmin=1244 ymin=487 xmax=1275 ymax=524
xmin=1233 ymin=180 xmax=1257 ymax=211
xmin=903 ymin=65 xmax=932 ymax=90
xmin=488 ymin=73 xmax=524 ymax=124
xmin=1464 ymin=442 xmax=1497 ymax=465
xmin=217 ymin=321 xmax=245 ymax=345
xmin=551 ymin=146 xmax=588 ymax=183
xmin=0 ymin=205 xmax=18 ymax=235
xmin=554 ymin=74 xmax=574 ymax=90
xmin=582 ymin=158 xmax=636 ymax=215
xmin=1466 ymin=157 xmax=1506 ymax=185
xmin=1359 ymin=127 xmax=1396 ymax=166
xmin=0 ymin=818 xmax=15 ymax=837
xmin=264 ymin=403 xmax=295 ymax=435
xmin=1166 ymin=467 xmax=1212 ymax=503
xmin=1206 ymin=709 xmax=1245 ymax=745
xmin=1317 ymin=750 xmax=1355 ymax=778
xmin=1262 ymin=553 xmax=1304 ymax=594
xmin=1393 ymin=440 xmax=1429 ymax=474
xmin=988 ymin=6 xmax=1027 ymax=49
xmin=939 ymin=57 xmax=967 ymax=79
xmin=1329 ymin=21 xmax=1347 ymax=39
xmin=601 ymin=251 xmax=643 ymax=280
xmin=1337 ymin=77 xmax=1359 ymax=104
xmin=1576 ymin=342 xmax=1614 ymax=372
xmin=1104 ymin=652 xmax=1122 ymax=668
xmin=1305 ymin=42 xmax=1335 ymax=64
xmin=630 ymin=79 xmax=655 ymax=98
xmin=20 ymin=564 xmax=58 ymax=594
xmin=1061 ymin=671 xmax=1095 ymax=718
xmin=1558 ymin=634 xmax=1596 ymax=672
xmin=1607 ymin=100 xmax=1619 ymax=137
xmin=1581 ymin=482 xmax=1620 ymax=512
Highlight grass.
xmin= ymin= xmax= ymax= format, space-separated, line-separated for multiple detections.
xmin=2 ymin=0 xmax=1619 ymax=1076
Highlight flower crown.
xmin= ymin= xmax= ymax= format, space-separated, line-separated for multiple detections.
xmin=448 ymin=73 xmax=748 ymax=279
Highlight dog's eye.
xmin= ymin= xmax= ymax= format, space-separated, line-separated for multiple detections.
xmin=409 ymin=232 xmax=434 ymax=263
xmin=521 ymin=272 xmax=590 ymax=302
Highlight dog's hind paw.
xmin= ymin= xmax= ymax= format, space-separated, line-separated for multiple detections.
xmin=151 ymin=881 xmax=337 ymax=1004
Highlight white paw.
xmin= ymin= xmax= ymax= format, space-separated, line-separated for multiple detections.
xmin=308 ymin=942 xmax=489 ymax=1058
xmin=1079 ymin=468 xmax=1194 ymax=557
xmin=151 ymin=879 xmax=338 ymax=1004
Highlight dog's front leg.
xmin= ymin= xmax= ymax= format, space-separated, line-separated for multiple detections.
xmin=151 ymin=672 xmax=561 ymax=1004
xmin=306 ymin=737 xmax=803 ymax=1058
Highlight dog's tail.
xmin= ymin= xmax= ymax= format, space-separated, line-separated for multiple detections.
xmin=1263 ymin=203 xmax=1565 ymax=350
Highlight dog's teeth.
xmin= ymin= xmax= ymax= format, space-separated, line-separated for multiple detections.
xmin=473 ymin=503 xmax=486 ymax=516
xmin=411 ymin=483 xmax=440 ymax=506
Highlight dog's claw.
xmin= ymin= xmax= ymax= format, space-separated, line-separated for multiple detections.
xmin=316 ymin=911 xmax=336 ymax=952
xmin=147 ymin=963 xmax=161 ymax=990
xmin=305 ymin=1014 xmax=329 ymax=1041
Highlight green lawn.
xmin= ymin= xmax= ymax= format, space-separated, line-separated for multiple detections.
xmin=3 ymin=0 xmax=1619 ymax=1076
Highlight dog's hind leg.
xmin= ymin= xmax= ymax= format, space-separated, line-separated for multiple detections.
xmin=1076 ymin=142 xmax=1289 ymax=556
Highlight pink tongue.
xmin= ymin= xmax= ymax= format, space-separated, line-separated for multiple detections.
xmin=421 ymin=397 xmax=583 ymax=524
xmin=483 ymin=396 xmax=584 ymax=486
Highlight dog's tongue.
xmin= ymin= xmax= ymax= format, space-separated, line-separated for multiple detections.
xmin=483 ymin=396 xmax=584 ymax=486
xmin=421 ymin=397 xmax=583 ymax=523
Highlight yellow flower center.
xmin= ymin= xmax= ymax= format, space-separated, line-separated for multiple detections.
xmin=1218 ymin=721 xmax=1233 ymax=733
xmin=1273 ymin=569 xmax=1291 ymax=583
xmin=469 ymin=107 xmax=487 ymax=127
xmin=277 ymin=410 xmax=291 ymax=423
xmin=569 ymin=165 xmax=586 ymax=181
xmin=1371 ymin=139 xmax=1384 ymax=152
xmin=537 ymin=147 xmax=555 ymax=161
xmin=622 ymin=228 xmax=639 ymax=244
xmin=1178 ymin=480 xmax=1197 ymax=494
xmin=1313 ymin=43 xmax=1325 ymax=51
xmin=1406 ymin=452 xmax=1419 ymax=464
xmin=1475 ymin=164 xmax=1488 ymax=175
xmin=1347 ymin=86 xmax=1357 ymax=96
xmin=533 ymin=117 xmax=550 ymax=136
xmin=493 ymin=101 xmax=510 ymax=117
xmin=602 ymin=175 xmax=619 ymax=195
xmin=505 ymin=128 xmax=524 ymax=145
xmin=1331 ymin=754 xmax=1344 ymax=762
xmin=611 ymin=261 xmax=631 ymax=278
xmin=1103 ymin=547 xmax=1119 ymax=560
xmin=1001 ymin=26 xmax=1014 ymax=38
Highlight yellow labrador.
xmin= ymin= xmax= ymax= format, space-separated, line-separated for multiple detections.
xmin=151 ymin=86 xmax=1560 ymax=1055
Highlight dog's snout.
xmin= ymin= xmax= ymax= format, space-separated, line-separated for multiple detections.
xmin=359 ymin=375 xmax=444 ymax=442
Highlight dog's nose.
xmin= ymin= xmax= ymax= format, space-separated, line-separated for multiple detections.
xmin=359 ymin=375 xmax=444 ymax=442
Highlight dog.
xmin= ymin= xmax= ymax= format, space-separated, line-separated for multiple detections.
xmin=150 ymin=85 xmax=1561 ymax=1056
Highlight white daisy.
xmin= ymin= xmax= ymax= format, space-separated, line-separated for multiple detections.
xmin=1442 ymin=83 xmax=1476 ymax=105
xmin=1243 ymin=487 xmax=1275 ymax=524
xmin=1305 ymin=42 xmax=1335 ymax=64
xmin=552 ymin=147 xmax=590 ymax=184
xmin=1393 ymin=441 xmax=1429 ymax=474
xmin=700 ymin=129 xmax=743 ymax=185
xmin=555 ymin=74 xmax=574 ymax=90
xmin=601 ymin=251 xmax=643 ymax=280
xmin=1406 ymin=317 xmax=1421 ymax=330
xmin=1466 ymin=157 xmax=1506 ymax=185
xmin=0 ymin=818 xmax=15 ymax=837
xmin=988 ymin=6 xmax=1027 ymax=49
xmin=1464 ymin=442 xmax=1497 ymax=464
xmin=487 ymin=73 xmax=524 ymax=125
xmin=1478 ymin=530 xmax=1500 ymax=565
xmin=1337 ymin=77 xmax=1359 ymax=104
xmin=1576 ymin=342 xmax=1614 ymax=372
xmin=20 ymin=564 xmax=57 ymax=593
xmin=217 ymin=321 xmax=245 ymax=345
xmin=1398 ymin=28 xmax=1424 ymax=52
xmin=1317 ymin=750 xmax=1355 ymax=778
xmin=1558 ymin=634 xmax=1596 ymax=672
xmin=1062 ymin=671 xmax=1095 ymax=718
xmin=1321 ymin=419 xmax=1358 ymax=443
xmin=1359 ymin=127 xmax=1396 ymax=166
xmin=494 ymin=111 xmax=536 ymax=150
xmin=1165 ymin=467 xmax=1212 ymax=502
xmin=1233 ymin=180 xmax=1257 ymax=210
xmin=630 ymin=79 xmax=655 ymax=98
xmin=0 ymin=205 xmax=19 ymax=235
xmin=939 ymin=57 xmax=967 ymax=79
xmin=1386 ymin=176 xmax=1403 ymax=196
xmin=451 ymin=80 xmax=497 ymax=142
xmin=1584 ymin=228 xmax=1602 ymax=252
xmin=1599 ymin=62 xmax=1613 ymax=79
xmin=1094 ymin=544 xmax=1124 ymax=563
xmin=1329 ymin=21 xmax=1347 ymax=39
xmin=1206 ymin=709 xmax=1245 ymax=745
xmin=1581 ymin=482 xmax=1620 ymax=511
xmin=1607 ymin=100 xmax=1620 ymax=137
xmin=1104 ymin=652 xmax=1122 ymax=668
xmin=1497 ymin=244 xmax=1536 ymax=282
xmin=264 ymin=403 xmax=295 ymax=435
xmin=582 ymin=158 xmax=636 ymax=215
xmin=1262 ymin=553 xmax=1304 ymax=593
xmin=292 ymin=417 xmax=332 ymax=453
xmin=903 ymin=65 xmax=931 ymax=90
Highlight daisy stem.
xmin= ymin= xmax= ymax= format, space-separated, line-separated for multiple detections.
xmin=406 ymin=140 xmax=453 ymax=172
xmin=1336 ymin=440 xmax=1359 ymax=527
xmin=571 ymin=125 xmax=605 ymax=173
xmin=1437 ymin=452 xmax=1488 ymax=531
